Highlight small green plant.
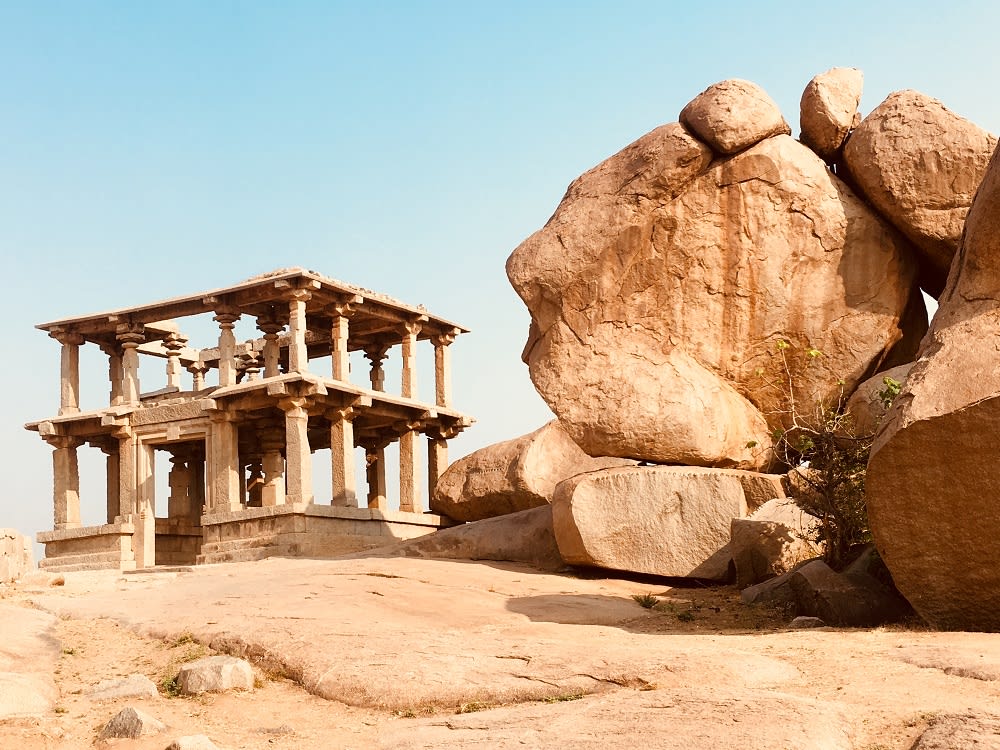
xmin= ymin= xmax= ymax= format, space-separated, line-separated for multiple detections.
xmin=762 ymin=341 xmax=900 ymax=570
xmin=632 ymin=593 xmax=658 ymax=609
xmin=676 ymin=610 xmax=695 ymax=623
xmin=543 ymin=692 xmax=585 ymax=703
xmin=159 ymin=674 xmax=181 ymax=697
xmin=457 ymin=700 xmax=493 ymax=714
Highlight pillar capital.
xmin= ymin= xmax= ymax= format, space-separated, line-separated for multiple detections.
xmin=399 ymin=319 xmax=423 ymax=337
xmin=115 ymin=323 xmax=145 ymax=347
xmin=44 ymin=434 xmax=83 ymax=450
xmin=49 ymin=328 xmax=84 ymax=347
xmin=256 ymin=317 xmax=284 ymax=336
xmin=278 ymin=396 xmax=310 ymax=417
xmin=213 ymin=310 xmax=241 ymax=328
xmin=326 ymin=405 xmax=359 ymax=422
xmin=431 ymin=328 xmax=459 ymax=348
xmin=287 ymin=288 xmax=312 ymax=303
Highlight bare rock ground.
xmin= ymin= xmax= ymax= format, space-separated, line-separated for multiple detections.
xmin=3 ymin=556 xmax=1000 ymax=748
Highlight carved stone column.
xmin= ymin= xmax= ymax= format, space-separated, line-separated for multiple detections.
xmin=167 ymin=453 xmax=192 ymax=519
xmin=400 ymin=321 xmax=421 ymax=399
xmin=398 ymin=420 xmax=423 ymax=513
xmin=98 ymin=440 xmax=120 ymax=524
xmin=280 ymin=397 xmax=312 ymax=505
xmin=432 ymin=330 xmax=457 ymax=408
xmin=116 ymin=324 xmax=145 ymax=405
xmin=329 ymin=406 xmax=358 ymax=507
xmin=213 ymin=311 xmax=240 ymax=387
xmin=164 ymin=332 xmax=188 ymax=390
xmin=186 ymin=360 xmax=208 ymax=391
xmin=100 ymin=343 xmax=125 ymax=406
xmin=427 ymin=435 xmax=449 ymax=504
xmin=287 ymin=290 xmax=311 ymax=374
xmin=260 ymin=428 xmax=286 ymax=507
xmin=364 ymin=440 xmax=389 ymax=510
xmin=50 ymin=330 xmax=84 ymax=415
xmin=134 ymin=441 xmax=156 ymax=568
xmin=209 ymin=412 xmax=241 ymax=512
xmin=256 ymin=317 xmax=284 ymax=378
xmin=364 ymin=343 xmax=390 ymax=392
xmin=246 ymin=459 xmax=264 ymax=507
xmin=114 ymin=427 xmax=136 ymax=520
xmin=189 ymin=450 xmax=206 ymax=520
xmin=331 ymin=307 xmax=351 ymax=382
xmin=47 ymin=435 xmax=82 ymax=529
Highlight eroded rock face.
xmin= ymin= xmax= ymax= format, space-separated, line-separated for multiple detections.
xmin=867 ymin=141 xmax=1000 ymax=631
xmin=680 ymin=79 xmax=791 ymax=154
xmin=431 ymin=421 xmax=632 ymax=522
xmin=799 ymin=67 xmax=863 ymax=160
xmin=0 ymin=529 xmax=33 ymax=583
xmin=842 ymin=90 xmax=997 ymax=295
xmin=508 ymin=126 xmax=924 ymax=469
xmin=551 ymin=466 xmax=782 ymax=578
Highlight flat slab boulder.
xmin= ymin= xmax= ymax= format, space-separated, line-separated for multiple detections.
xmin=432 ymin=421 xmax=631 ymax=522
xmin=508 ymin=122 xmax=923 ymax=469
xmin=387 ymin=506 xmax=564 ymax=571
xmin=867 ymin=140 xmax=1000 ymax=631
xmin=680 ymin=79 xmax=791 ymax=154
xmin=551 ymin=466 xmax=781 ymax=578
xmin=842 ymin=89 xmax=996 ymax=294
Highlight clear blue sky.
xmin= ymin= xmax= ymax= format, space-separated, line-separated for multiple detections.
xmin=2 ymin=1 xmax=997 ymax=544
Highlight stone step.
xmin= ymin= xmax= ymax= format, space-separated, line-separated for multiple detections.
xmin=38 ymin=559 xmax=127 ymax=573
xmin=199 ymin=537 xmax=278 ymax=554
xmin=197 ymin=545 xmax=282 ymax=565
xmin=39 ymin=550 xmax=132 ymax=571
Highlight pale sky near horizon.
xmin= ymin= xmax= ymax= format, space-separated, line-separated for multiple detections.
xmin=1 ymin=1 xmax=995 ymax=545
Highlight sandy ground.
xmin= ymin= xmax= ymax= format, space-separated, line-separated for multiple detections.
xmin=2 ymin=556 xmax=1000 ymax=749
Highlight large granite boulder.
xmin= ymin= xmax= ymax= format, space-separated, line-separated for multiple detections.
xmin=431 ymin=421 xmax=632 ymax=522
xmin=550 ymin=465 xmax=784 ymax=578
xmin=508 ymin=112 xmax=924 ymax=469
xmin=731 ymin=498 xmax=820 ymax=587
xmin=867 ymin=140 xmax=1000 ymax=631
xmin=842 ymin=90 xmax=997 ymax=295
xmin=680 ymin=79 xmax=790 ymax=154
xmin=799 ymin=67 xmax=863 ymax=161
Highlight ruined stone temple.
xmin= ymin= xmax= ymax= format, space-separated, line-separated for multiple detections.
xmin=26 ymin=268 xmax=472 ymax=571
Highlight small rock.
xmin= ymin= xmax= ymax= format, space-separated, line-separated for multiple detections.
xmin=165 ymin=735 xmax=222 ymax=750
xmin=680 ymin=79 xmax=791 ymax=154
xmin=730 ymin=515 xmax=820 ymax=587
xmin=87 ymin=673 xmax=158 ymax=701
xmin=789 ymin=559 xmax=910 ymax=627
xmin=97 ymin=706 xmax=166 ymax=740
xmin=175 ymin=656 xmax=253 ymax=695
xmin=789 ymin=616 xmax=827 ymax=629
xmin=257 ymin=724 xmax=294 ymax=735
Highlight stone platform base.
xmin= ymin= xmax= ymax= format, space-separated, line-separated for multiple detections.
xmin=198 ymin=504 xmax=455 ymax=564
xmin=37 ymin=522 xmax=137 ymax=573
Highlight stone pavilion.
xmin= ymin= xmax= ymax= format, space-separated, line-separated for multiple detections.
xmin=26 ymin=268 xmax=473 ymax=571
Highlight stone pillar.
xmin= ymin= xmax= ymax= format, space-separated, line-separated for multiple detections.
xmin=246 ymin=460 xmax=264 ymax=507
xmin=257 ymin=317 xmax=284 ymax=379
xmin=100 ymin=344 xmax=125 ymax=406
xmin=209 ymin=413 xmax=241 ymax=512
xmin=329 ymin=406 xmax=358 ymax=507
xmin=398 ymin=421 xmax=422 ymax=513
xmin=364 ymin=343 xmax=390 ymax=392
xmin=101 ymin=442 xmax=120 ymax=524
xmin=213 ymin=311 xmax=240 ymax=387
xmin=164 ymin=332 xmax=187 ymax=390
xmin=116 ymin=324 xmax=145 ymax=405
xmin=189 ymin=451 xmax=206 ymax=520
xmin=260 ymin=431 xmax=286 ymax=507
xmin=331 ymin=312 xmax=350 ymax=382
xmin=427 ymin=436 xmax=449 ymax=504
xmin=400 ymin=321 xmax=420 ymax=399
xmin=287 ymin=290 xmax=311 ymax=374
xmin=240 ymin=351 xmax=261 ymax=383
xmin=280 ymin=397 xmax=312 ymax=505
xmin=51 ymin=330 xmax=84 ymax=415
xmin=134 ymin=442 xmax=156 ymax=568
xmin=115 ymin=427 xmax=136 ymax=520
xmin=167 ymin=454 xmax=192 ymax=519
xmin=48 ymin=436 xmax=82 ymax=529
xmin=187 ymin=361 xmax=208 ymax=391
xmin=364 ymin=441 xmax=389 ymax=510
xmin=432 ymin=331 xmax=457 ymax=408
